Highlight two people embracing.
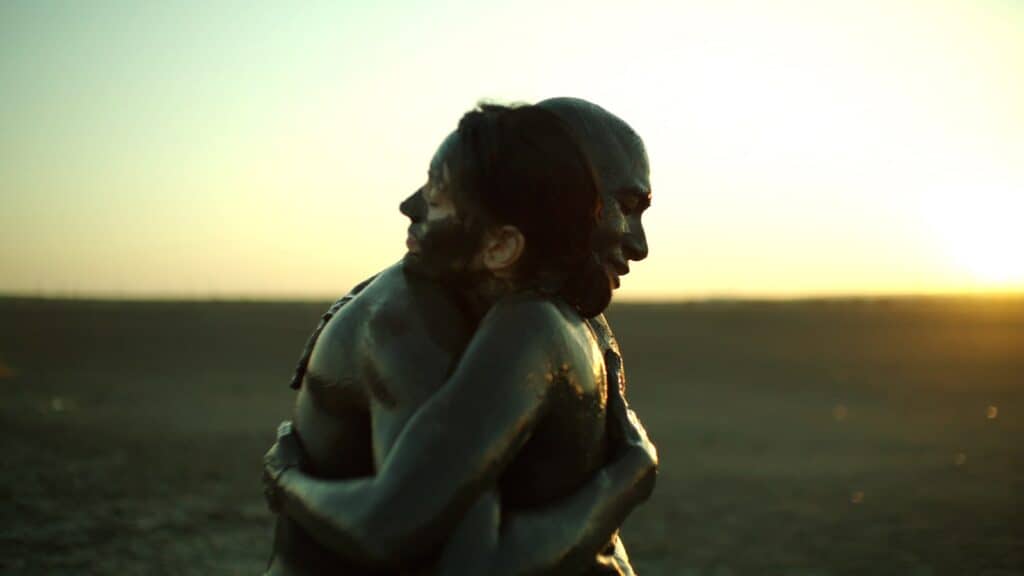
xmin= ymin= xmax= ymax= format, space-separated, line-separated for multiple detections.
xmin=263 ymin=97 xmax=658 ymax=576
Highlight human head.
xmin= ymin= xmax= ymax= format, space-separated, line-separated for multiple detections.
xmin=402 ymin=131 xmax=471 ymax=270
xmin=537 ymin=97 xmax=651 ymax=289
xmin=403 ymin=104 xmax=612 ymax=317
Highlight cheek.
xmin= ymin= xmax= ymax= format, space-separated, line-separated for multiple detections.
xmin=597 ymin=206 xmax=627 ymax=240
xmin=593 ymin=224 xmax=625 ymax=261
xmin=426 ymin=204 xmax=456 ymax=222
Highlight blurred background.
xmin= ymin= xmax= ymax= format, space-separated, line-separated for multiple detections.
xmin=1 ymin=1 xmax=1021 ymax=574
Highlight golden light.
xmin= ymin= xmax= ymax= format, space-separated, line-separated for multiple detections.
xmin=2 ymin=0 xmax=1023 ymax=298
xmin=923 ymin=185 xmax=1024 ymax=289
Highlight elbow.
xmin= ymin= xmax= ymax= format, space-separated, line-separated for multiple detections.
xmin=637 ymin=462 xmax=657 ymax=503
xmin=625 ymin=445 xmax=658 ymax=503
xmin=640 ymin=460 xmax=658 ymax=502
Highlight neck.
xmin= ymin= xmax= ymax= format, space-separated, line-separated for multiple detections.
xmin=460 ymin=273 xmax=519 ymax=322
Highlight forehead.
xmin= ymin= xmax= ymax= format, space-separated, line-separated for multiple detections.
xmin=429 ymin=130 xmax=460 ymax=181
xmin=589 ymin=129 xmax=650 ymax=199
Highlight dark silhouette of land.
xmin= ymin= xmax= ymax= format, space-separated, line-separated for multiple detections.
xmin=1 ymin=296 xmax=1021 ymax=575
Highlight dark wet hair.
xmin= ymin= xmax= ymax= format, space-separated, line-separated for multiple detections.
xmin=444 ymin=103 xmax=612 ymax=318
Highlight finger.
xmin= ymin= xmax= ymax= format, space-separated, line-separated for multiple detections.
xmin=263 ymin=441 xmax=281 ymax=464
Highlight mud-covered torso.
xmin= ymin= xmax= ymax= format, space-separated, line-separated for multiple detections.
xmin=273 ymin=263 xmax=472 ymax=576
xmin=295 ymin=263 xmax=473 ymax=475
xmin=275 ymin=272 xmax=616 ymax=574
xmin=498 ymin=298 xmax=610 ymax=509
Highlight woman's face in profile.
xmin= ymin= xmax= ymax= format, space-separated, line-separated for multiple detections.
xmin=402 ymin=132 xmax=484 ymax=281
xmin=423 ymin=164 xmax=456 ymax=224
xmin=406 ymin=132 xmax=458 ymax=255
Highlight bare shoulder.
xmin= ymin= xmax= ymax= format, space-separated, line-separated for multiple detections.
xmin=306 ymin=263 xmax=410 ymax=372
xmin=476 ymin=293 xmax=584 ymax=353
xmin=316 ymin=262 xmax=465 ymax=340
xmin=312 ymin=264 xmax=396 ymax=344
xmin=362 ymin=264 xmax=473 ymax=355
xmin=483 ymin=292 xmax=564 ymax=327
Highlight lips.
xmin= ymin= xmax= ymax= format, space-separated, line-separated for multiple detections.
xmin=605 ymin=258 xmax=630 ymax=288
xmin=406 ymin=232 xmax=419 ymax=253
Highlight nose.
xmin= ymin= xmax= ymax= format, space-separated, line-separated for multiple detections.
xmin=400 ymin=188 xmax=426 ymax=223
xmin=622 ymin=225 xmax=648 ymax=262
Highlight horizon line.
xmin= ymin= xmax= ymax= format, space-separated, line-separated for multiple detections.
xmin=2 ymin=289 xmax=1022 ymax=305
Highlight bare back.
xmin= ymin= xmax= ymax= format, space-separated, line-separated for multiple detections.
xmin=498 ymin=298 xmax=609 ymax=509
xmin=270 ymin=262 xmax=472 ymax=575
xmin=297 ymin=263 xmax=473 ymax=471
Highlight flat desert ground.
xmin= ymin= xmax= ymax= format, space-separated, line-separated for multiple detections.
xmin=1 ymin=296 xmax=1021 ymax=575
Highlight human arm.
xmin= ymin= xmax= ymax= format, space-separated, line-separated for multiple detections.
xmin=266 ymin=408 xmax=653 ymax=576
xmin=266 ymin=336 xmax=657 ymax=575
xmin=433 ymin=349 xmax=657 ymax=576
xmin=267 ymin=298 xmax=564 ymax=571
xmin=601 ymin=535 xmax=637 ymax=576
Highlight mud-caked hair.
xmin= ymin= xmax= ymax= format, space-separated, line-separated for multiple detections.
xmin=442 ymin=103 xmax=612 ymax=318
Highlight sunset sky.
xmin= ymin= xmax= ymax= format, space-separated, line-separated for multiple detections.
xmin=2 ymin=0 xmax=1022 ymax=300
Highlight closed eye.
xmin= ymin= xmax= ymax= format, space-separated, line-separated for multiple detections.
xmin=618 ymin=196 xmax=639 ymax=215
xmin=617 ymin=191 xmax=650 ymax=216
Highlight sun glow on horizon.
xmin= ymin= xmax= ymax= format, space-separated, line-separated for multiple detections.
xmin=1 ymin=0 xmax=1023 ymax=299
xmin=922 ymin=184 xmax=1024 ymax=289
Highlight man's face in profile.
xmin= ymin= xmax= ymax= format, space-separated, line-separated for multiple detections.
xmin=590 ymin=133 xmax=652 ymax=289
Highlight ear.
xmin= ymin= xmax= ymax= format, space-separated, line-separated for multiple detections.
xmin=481 ymin=225 xmax=525 ymax=277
